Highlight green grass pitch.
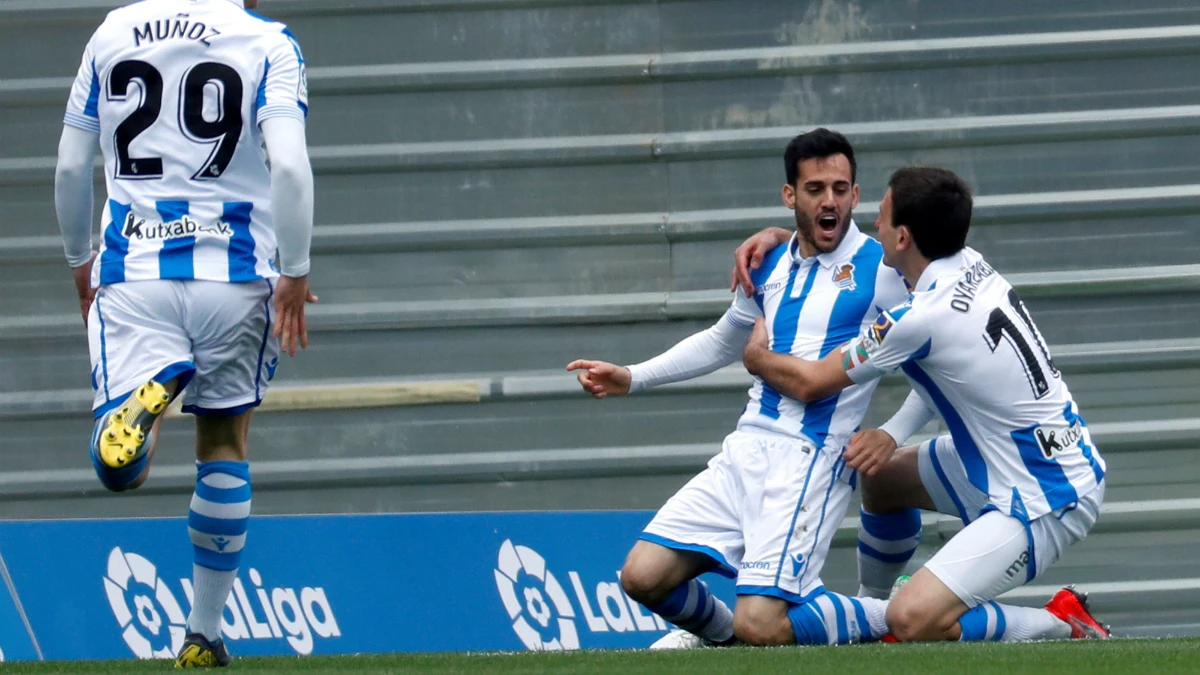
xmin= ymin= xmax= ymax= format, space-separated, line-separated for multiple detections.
xmin=6 ymin=639 xmax=1200 ymax=675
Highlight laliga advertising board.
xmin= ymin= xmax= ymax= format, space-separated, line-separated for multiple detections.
xmin=0 ymin=512 xmax=735 ymax=661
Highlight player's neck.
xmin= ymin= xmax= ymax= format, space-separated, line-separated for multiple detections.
xmin=898 ymin=255 xmax=931 ymax=290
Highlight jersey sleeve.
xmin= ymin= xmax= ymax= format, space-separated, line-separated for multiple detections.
xmin=256 ymin=29 xmax=309 ymax=126
xmin=63 ymin=34 xmax=102 ymax=134
xmin=726 ymin=284 xmax=764 ymax=329
xmin=843 ymin=302 xmax=932 ymax=384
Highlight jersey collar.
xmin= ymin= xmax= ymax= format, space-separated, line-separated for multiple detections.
xmin=789 ymin=220 xmax=864 ymax=269
xmin=222 ymin=0 xmax=247 ymax=8
xmin=913 ymin=247 xmax=978 ymax=292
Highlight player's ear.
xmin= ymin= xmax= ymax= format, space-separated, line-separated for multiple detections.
xmin=782 ymin=183 xmax=796 ymax=209
xmin=896 ymin=224 xmax=914 ymax=252
xmin=850 ymin=183 xmax=860 ymax=210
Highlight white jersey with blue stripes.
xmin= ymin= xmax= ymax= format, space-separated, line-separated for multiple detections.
xmin=63 ymin=0 xmax=308 ymax=286
xmin=844 ymin=248 xmax=1106 ymax=522
xmin=727 ymin=223 xmax=910 ymax=451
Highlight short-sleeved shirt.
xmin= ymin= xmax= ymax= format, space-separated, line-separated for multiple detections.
xmin=844 ymin=248 xmax=1106 ymax=522
xmin=64 ymin=0 xmax=308 ymax=286
xmin=723 ymin=222 xmax=910 ymax=452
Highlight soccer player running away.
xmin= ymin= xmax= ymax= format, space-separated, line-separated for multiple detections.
xmin=55 ymin=0 xmax=315 ymax=666
xmin=569 ymin=128 xmax=914 ymax=647
xmin=731 ymin=166 xmax=1110 ymax=642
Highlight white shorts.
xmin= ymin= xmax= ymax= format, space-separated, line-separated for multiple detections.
xmin=88 ymin=279 xmax=278 ymax=417
xmin=641 ymin=429 xmax=854 ymax=604
xmin=917 ymin=435 xmax=1105 ymax=607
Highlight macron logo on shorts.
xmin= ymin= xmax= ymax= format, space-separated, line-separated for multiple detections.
xmin=790 ymin=553 xmax=805 ymax=577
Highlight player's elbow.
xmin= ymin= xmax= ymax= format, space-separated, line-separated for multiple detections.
xmin=270 ymin=159 xmax=311 ymax=190
xmin=787 ymin=378 xmax=826 ymax=403
xmin=54 ymin=159 xmax=91 ymax=186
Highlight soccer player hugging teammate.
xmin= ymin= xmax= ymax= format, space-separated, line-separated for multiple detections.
xmin=568 ymin=129 xmax=913 ymax=647
xmin=736 ymin=167 xmax=1110 ymax=642
xmin=55 ymin=0 xmax=314 ymax=666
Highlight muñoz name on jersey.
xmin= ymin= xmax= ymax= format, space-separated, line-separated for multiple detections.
xmin=63 ymin=0 xmax=309 ymax=285
xmin=843 ymin=248 xmax=1106 ymax=522
xmin=723 ymin=223 xmax=910 ymax=453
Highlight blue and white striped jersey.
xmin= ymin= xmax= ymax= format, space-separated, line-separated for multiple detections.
xmin=727 ymin=223 xmax=910 ymax=451
xmin=844 ymin=248 xmax=1106 ymax=522
xmin=63 ymin=0 xmax=308 ymax=285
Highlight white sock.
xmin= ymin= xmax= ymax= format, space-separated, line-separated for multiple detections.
xmin=790 ymin=592 xmax=890 ymax=644
xmin=700 ymin=598 xmax=735 ymax=643
xmin=186 ymin=565 xmax=237 ymax=641
xmin=959 ymin=601 xmax=1072 ymax=642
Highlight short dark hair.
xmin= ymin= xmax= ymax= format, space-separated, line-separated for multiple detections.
xmin=887 ymin=167 xmax=972 ymax=260
xmin=784 ymin=128 xmax=857 ymax=186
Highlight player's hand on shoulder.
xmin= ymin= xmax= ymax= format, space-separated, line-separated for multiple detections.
xmin=565 ymin=359 xmax=631 ymax=399
xmin=274 ymin=275 xmax=318 ymax=357
xmin=845 ymin=428 xmax=899 ymax=477
xmin=730 ymin=227 xmax=792 ymax=297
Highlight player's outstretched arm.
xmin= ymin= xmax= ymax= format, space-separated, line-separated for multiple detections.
xmin=566 ymin=360 xmax=631 ymax=399
xmin=742 ymin=319 xmax=853 ymax=402
xmin=730 ymin=227 xmax=792 ymax=296
xmin=54 ymin=125 xmax=100 ymax=325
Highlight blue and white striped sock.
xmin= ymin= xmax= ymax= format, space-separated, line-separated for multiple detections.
xmin=788 ymin=591 xmax=889 ymax=645
xmin=857 ymin=507 xmax=922 ymax=599
xmin=186 ymin=460 xmax=251 ymax=641
xmin=645 ymin=579 xmax=734 ymax=643
xmin=959 ymin=601 xmax=1071 ymax=642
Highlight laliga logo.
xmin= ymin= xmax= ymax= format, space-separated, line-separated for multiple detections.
xmin=493 ymin=540 xmax=669 ymax=652
xmin=103 ymin=547 xmax=188 ymax=659
xmin=102 ymin=547 xmax=340 ymax=659
xmin=494 ymin=539 xmax=579 ymax=651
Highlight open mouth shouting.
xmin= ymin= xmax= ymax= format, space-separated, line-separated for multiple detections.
xmin=815 ymin=212 xmax=842 ymax=246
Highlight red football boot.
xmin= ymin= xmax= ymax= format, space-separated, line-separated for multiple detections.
xmin=1044 ymin=586 xmax=1111 ymax=639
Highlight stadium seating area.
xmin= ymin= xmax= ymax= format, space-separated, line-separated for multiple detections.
xmin=1 ymin=0 xmax=1199 ymax=634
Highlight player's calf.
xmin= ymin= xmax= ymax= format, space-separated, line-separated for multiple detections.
xmin=885 ymin=568 xmax=966 ymax=641
xmin=886 ymin=595 xmax=962 ymax=642
xmin=621 ymin=542 xmax=735 ymax=646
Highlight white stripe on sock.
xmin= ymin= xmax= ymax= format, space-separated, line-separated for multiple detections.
xmin=858 ymin=529 xmax=920 ymax=555
xmin=200 ymin=473 xmax=247 ymax=489
xmin=814 ymin=595 xmax=838 ymax=645
xmin=189 ymin=494 xmax=253 ymax=519
xmin=984 ymin=603 xmax=998 ymax=640
xmin=188 ymin=528 xmax=247 ymax=553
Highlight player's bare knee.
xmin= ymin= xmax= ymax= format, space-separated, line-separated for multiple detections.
xmin=733 ymin=600 xmax=793 ymax=646
xmin=886 ymin=598 xmax=954 ymax=642
xmin=619 ymin=555 xmax=665 ymax=606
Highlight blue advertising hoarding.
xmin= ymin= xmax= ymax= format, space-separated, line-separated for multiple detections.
xmin=0 ymin=511 xmax=735 ymax=662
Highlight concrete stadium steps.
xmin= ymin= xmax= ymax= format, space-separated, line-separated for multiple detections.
xmin=2 ymin=421 xmax=1199 ymax=509
xmin=6 ymin=108 xmax=1200 ymax=229
xmin=3 ymin=180 xmax=1200 ymax=318
xmin=0 ymin=352 xmax=1196 ymax=480
xmin=5 ymin=0 xmax=1200 ymax=77
xmin=3 ymin=267 xmax=1200 ymax=393
xmin=9 ymin=22 xmax=1200 ymax=153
